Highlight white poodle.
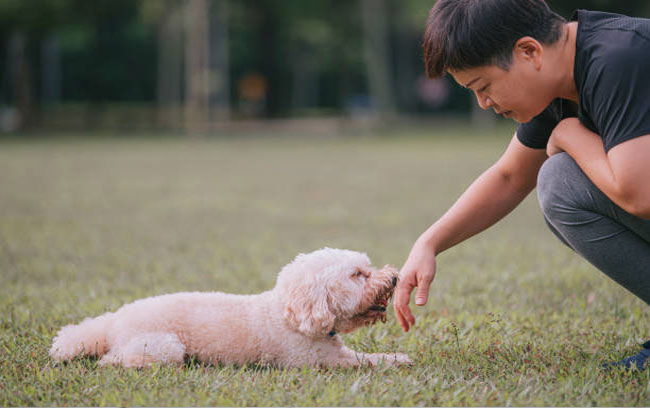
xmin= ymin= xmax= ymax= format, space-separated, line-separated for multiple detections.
xmin=50 ymin=248 xmax=412 ymax=368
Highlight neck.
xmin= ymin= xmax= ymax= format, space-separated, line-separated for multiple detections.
xmin=554 ymin=22 xmax=579 ymax=102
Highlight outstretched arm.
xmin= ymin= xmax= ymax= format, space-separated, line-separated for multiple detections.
xmin=547 ymin=118 xmax=650 ymax=220
xmin=394 ymin=134 xmax=548 ymax=331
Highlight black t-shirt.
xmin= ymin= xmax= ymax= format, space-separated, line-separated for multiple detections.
xmin=517 ymin=10 xmax=650 ymax=152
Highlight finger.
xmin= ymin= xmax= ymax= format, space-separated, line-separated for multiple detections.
xmin=404 ymin=303 xmax=416 ymax=328
xmin=393 ymin=284 xmax=414 ymax=332
xmin=414 ymin=274 xmax=434 ymax=306
xmin=393 ymin=292 xmax=409 ymax=331
xmin=395 ymin=305 xmax=409 ymax=332
xmin=396 ymin=306 xmax=414 ymax=332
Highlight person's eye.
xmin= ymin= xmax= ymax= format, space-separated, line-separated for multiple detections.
xmin=478 ymin=84 xmax=489 ymax=93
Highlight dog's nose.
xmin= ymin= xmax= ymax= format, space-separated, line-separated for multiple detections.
xmin=392 ymin=276 xmax=397 ymax=287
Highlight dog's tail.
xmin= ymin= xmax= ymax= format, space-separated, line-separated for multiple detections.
xmin=49 ymin=312 xmax=113 ymax=362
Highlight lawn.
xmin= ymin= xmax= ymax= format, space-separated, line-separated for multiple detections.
xmin=1 ymin=126 xmax=649 ymax=406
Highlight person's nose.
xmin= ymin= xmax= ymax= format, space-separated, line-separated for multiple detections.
xmin=475 ymin=92 xmax=493 ymax=110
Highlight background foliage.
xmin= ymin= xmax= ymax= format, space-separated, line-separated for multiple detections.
xmin=1 ymin=0 xmax=649 ymax=131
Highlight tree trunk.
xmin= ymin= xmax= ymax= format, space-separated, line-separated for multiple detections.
xmin=392 ymin=6 xmax=416 ymax=113
xmin=184 ymin=0 xmax=210 ymax=133
xmin=157 ymin=4 xmax=183 ymax=129
xmin=41 ymin=35 xmax=61 ymax=107
xmin=209 ymin=0 xmax=230 ymax=121
xmin=291 ymin=45 xmax=320 ymax=111
xmin=8 ymin=32 xmax=34 ymax=129
xmin=360 ymin=0 xmax=395 ymax=117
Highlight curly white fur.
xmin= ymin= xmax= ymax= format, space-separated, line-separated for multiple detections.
xmin=50 ymin=248 xmax=412 ymax=368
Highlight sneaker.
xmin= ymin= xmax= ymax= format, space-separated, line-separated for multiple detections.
xmin=602 ymin=340 xmax=650 ymax=370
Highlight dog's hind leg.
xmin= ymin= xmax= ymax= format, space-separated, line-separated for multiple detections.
xmin=50 ymin=314 xmax=112 ymax=362
xmin=98 ymin=332 xmax=186 ymax=368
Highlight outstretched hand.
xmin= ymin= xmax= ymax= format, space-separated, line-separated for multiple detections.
xmin=393 ymin=240 xmax=437 ymax=332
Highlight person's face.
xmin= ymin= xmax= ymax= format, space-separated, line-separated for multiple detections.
xmin=448 ymin=38 xmax=553 ymax=123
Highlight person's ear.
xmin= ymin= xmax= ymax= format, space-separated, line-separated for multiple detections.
xmin=514 ymin=36 xmax=543 ymax=70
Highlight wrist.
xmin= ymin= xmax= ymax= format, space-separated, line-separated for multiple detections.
xmin=416 ymin=229 xmax=441 ymax=255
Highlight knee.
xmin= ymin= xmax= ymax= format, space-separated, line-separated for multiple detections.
xmin=536 ymin=152 xmax=582 ymax=221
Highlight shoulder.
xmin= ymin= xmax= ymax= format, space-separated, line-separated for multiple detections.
xmin=576 ymin=11 xmax=650 ymax=98
xmin=574 ymin=12 xmax=650 ymax=151
xmin=576 ymin=10 xmax=650 ymax=66
xmin=575 ymin=9 xmax=650 ymax=36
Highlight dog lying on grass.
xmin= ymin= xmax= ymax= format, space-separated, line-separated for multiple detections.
xmin=50 ymin=248 xmax=412 ymax=368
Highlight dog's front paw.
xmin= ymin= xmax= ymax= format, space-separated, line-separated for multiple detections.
xmin=395 ymin=353 xmax=413 ymax=366
xmin=366 ymin=352 xmax=413 ymax=367
xmin=390 ymin=353 xmax=413 ymax=366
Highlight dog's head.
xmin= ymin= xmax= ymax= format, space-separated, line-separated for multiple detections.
xmin=276 ymin=247 xmax=398 ymax=337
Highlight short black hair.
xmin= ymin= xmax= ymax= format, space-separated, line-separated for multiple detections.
xmin=423 ymin=0 xmax=566 ymax=78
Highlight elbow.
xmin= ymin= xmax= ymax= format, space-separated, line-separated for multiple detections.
xmin=625 ymin=203 xmax=650 ymax=220
xmin=617 ymin=191 xmax=650 ymax=220
xmin=493 ymin=165 xmax=535 ymax=196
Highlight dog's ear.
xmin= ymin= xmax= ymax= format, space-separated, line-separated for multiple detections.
xmin=283 ymin=283 xmax=335 ymax=337
xmin=276 ymin=249 xmax=343 ymax=337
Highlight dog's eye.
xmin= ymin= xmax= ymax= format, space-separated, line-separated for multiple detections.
xmin=353 ymin=270 xmax=367 ymax=279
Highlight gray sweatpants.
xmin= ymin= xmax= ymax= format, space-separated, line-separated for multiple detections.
xmin=537 ymin=152 xmax=650 ymax=305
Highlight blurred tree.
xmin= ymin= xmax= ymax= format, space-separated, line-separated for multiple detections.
xmin=2 ymin=0 xmax=649 ymax=131
xmin=141 ymin=0 xmax=184 ymax=129
xmin=287 ymin=9 xmax=332 ymax=111
xmin=41 ymin=35 xmax=61 ymax=106
xmin=283 ymin=0 xmax=367 ymax=115
xmin=0 ymin=0 xmax=69 ymax=128
xmin=184 ymin=0 xmax=210 ymax=132
xmin=142 ymin=0 xmax=231 ymax=133
xmin=209 ymin=0 xmax=231 ymax=121
xmin=55 ymin=0 xmax=156 ymax=131
xmin=360 ymin=0 xmax=395 ymax=116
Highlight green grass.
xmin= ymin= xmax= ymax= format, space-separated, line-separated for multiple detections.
xmin=1 ymin=126 xmax=649 ymax=406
